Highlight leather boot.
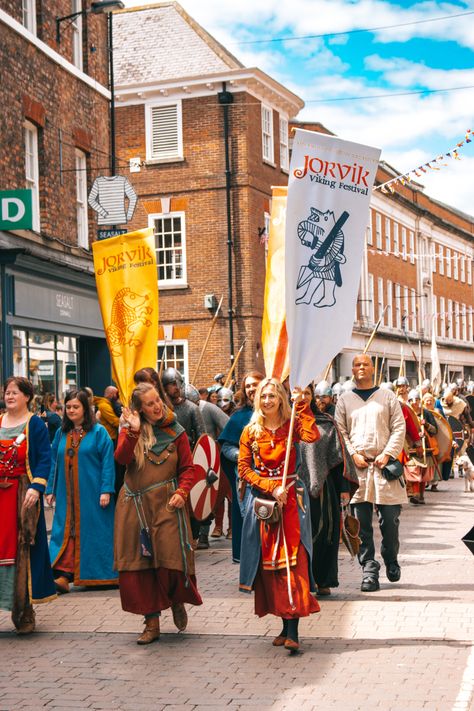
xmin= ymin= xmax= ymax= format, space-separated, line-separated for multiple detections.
xmin=55 ymin=576 xmax=70 ymax=594
xmin=171 ymin=603 xmax=188 ymax=631
xmin=16 ymin=607 xmax=36 ymax=635
xmin=137 ymin=616 xmax=160 ymax=645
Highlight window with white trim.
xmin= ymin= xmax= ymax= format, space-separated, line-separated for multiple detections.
xmin=455 ymin=302 xmax=460 ymax=340
xmin=24 ymin=121 xmax=40 ymax=232
xmin=75 ymin=149 xmax=88 ymax=248
xmin=368 ymin=273 xmax=374 ymax=323
xmin=462 ymin=304 xmax=467 ymax=341
xmin=150 ymin=212 xmax=187 ymax=286
xmin=468 ymin=258 xmax=473 ymax=285
xmin=411 ymin=289 xmax=417 ymax=333
xmin=375 ymin=213 xmax=382 ymax=249
xmin=385 ymin=217 xmax=390 ymax=252
xmin=401 ymin=227 xmax=407 ymax=260
xmin=409 ymin=231 xmax=415 ymax=264
xmin=453 ymin=252 xmax=459 ymax=280
xmin=460 ymin=255 xmax=466 ymax=282
xmin=447 ymin=298 xmax=453 ymax=337
xmin=446 ymin=247 xmax=452 ymax=277
xmin=393 ymin=223 xmax=399 ymax=255
xmin=22 ymin=0 xmax=36 ymax=33
xmin=158 ymin=339 xmax=188 ymax=382
xmin=377 ymin=276 xmax=384 ymax=322
xmin=386 ymin=280 xmax=393 ymax=328
xmin=431 ymin=242 xmax=437 ymax=273
xmin=367 ymin=213 xmax=373 ymax=245
xmin=439 ymin=296 xmax=446 ymax=338
xmin=438 ymin=245 xmax=444 ymax=275
xmin=71 ymin=0 xmax=83 ymax=70
xmin=395 ymin=283 xmax=401 ymax=329
xmin=279 ymin=116 xmax=289 ymax=171
xmin=261 ymin=105 xmax=274 ymax=164
xmin=468 ymin=308 xmax=473 ymax=342
xmin=403 ymin=286 xmax=409 ymax=329
xmin=145 ymin=102 xmax=183 ymax=162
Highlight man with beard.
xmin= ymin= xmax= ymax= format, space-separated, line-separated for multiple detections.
xmin=218 ymin=371 xmax=264 ymax=563
xmin=314 ymin=380 xmax=336 ymax=416
xmin=335 ymin=354 xmax=406 ymax=592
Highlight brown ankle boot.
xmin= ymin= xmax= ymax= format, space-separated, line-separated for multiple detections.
xmin=171 ymin=603 xmax=188 ymax=631
xmin=137 ymin=616 xmax=160 ymax=645
xmin=55 ymin=576 xmax=70 ymax=594
xmin=16 ymin=607 xmax=36 ymax=635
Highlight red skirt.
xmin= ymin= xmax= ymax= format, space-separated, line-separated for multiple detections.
xmin=254 ymin=544 xmax=320 ymax=619
xmin=119 ymin=568 xmax=202 ymax=615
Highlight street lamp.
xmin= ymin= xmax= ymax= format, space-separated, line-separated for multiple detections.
xmin=56 ymin=0 xmax=124 ymax=176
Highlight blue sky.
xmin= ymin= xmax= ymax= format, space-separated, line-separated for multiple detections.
xmin=125 ymin=0 xmax=474 ymax=214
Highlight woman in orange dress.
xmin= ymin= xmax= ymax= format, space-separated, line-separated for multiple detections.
xmin=238 ymin=378 xmax=320 ymax=653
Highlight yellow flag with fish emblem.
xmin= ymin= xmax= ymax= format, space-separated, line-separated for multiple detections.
xmin=92 ymin=228 xmax=158 ymax=404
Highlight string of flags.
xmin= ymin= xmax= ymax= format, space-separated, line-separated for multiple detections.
xmin=374 ymin=129 xmax=472 ymax=194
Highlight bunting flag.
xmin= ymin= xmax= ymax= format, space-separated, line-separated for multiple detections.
xmin=285 ymin=129 xmax=381 ymax=389
xmin=376 ymin=129 xmax=472 ymax=194
xmin=92 ymin=228 xmax=159 ymax=405
xmin=261 ymin=187 xmax=290 ymax=380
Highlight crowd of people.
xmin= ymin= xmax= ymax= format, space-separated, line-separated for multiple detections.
xmin=0 ymin=360 xmax=473 ymax=652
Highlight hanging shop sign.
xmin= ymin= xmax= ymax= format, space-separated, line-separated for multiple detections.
xmin=0 ymin=189 xmax=33 ymax=230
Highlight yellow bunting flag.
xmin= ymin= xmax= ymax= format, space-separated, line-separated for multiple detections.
xmin=92 ymin=228 xmax=159 ymax=404
xmin=261 ymin=187 xmax=290 ymax=381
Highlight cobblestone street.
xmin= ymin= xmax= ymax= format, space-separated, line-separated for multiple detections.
xmin=1 ymin=478 xmax=474 ymax=711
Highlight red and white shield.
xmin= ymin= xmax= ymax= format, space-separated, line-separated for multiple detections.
xmin=189 ymin=434 xmax=222 ymax=522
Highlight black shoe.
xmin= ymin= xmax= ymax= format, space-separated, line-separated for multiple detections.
xmin=196 ymin=534 xmax=209 ymax=550
xmin=361 ymin=577 xmax=380 ymax=592
xmin=409 ymin=496 xmax=422 ymax=505
xmin=386 ymin=563 xmax=401 ymax=582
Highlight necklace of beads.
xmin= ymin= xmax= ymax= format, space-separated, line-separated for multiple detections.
xmin=67 ymin=427 xmax=85 ymax=458
xmin=0 ymin=434 xmax=25 ymax=477
xmin=144 ymin=444 xmax=174 ymax=466
xmin=251 ymin=434 xmax=288 ymax=477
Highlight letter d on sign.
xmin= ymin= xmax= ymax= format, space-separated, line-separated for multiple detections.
xmin=0 ymin=189 xmax=33 ymax=230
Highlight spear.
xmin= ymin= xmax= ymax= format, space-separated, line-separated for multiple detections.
xmin=191 ymin=295 xmax=224 ymax=385
xmin=363 ymin=305 xmax=388 ymax=355
xmin=323 ymin=359 xmax=333 ymax=382
xmin=223 ymin=338 xmax=246 ymax=389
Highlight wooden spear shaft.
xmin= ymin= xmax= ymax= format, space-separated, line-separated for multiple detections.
xmin=281 ymin=400 xmax=297 ymax=491
xmin=223 ymin=339 xmax=246 ymax=389
xmin=323 ymin=359 xmax=333 ymax=382
xmin=363 ymin=305 xmax=388 ymax=355
xmin=191 ymin=295 xmax=224 ymax=385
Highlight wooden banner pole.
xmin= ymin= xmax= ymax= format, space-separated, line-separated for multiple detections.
xmin=191 ymin=295 xmax=224 ymax=385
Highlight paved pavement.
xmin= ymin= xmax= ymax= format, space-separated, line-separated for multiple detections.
xmin=1 ymin=477 xmax=474 ymax=711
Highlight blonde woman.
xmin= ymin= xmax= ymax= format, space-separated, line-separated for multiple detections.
xmin=238 ymin=378 xmax=320 ymax=653
xmin=115 ymin=383 xmax=202 ymax=645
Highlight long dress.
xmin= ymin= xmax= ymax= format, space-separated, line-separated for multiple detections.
xmin=114 ymin=425 xmax=202 ymax=615
xmin=47 ymin=423 xmax=117 ymax=585
xmin=0 ymin=414 xmax=56 ymax=627
xmin=238 ymin=401 xmax=321 ymax=618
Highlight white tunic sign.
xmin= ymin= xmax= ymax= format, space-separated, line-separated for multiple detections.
xmin=285 ymin=129 xmax=381 ymax=389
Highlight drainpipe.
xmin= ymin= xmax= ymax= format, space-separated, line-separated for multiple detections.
xmin=218 ymin=83 xmax=235 ymax=367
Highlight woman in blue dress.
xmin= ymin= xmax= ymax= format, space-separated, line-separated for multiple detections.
xmin=46 ymin=389 xmax=117 ymax=592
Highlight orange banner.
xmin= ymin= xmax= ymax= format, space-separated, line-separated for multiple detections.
xmin=261 ymin=187 xmax=289 ymax=380
xmin=92 ymin=228 xmax=159 ymax=404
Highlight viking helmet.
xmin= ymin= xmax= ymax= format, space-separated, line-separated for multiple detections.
xmin=380 ymin=381 xmax=395 ymax=391
xmin=342 ymin=380 xmax=355 ymax=392
xmin=314 ymin=380 xmax=333 ymax=397
xmin=394 ymin=376 xmax=409 ymax=387
xmin=185 ymin=384 xmax=200 ymax=404
xmin=332 ymin=382 xmax=343 ymax=397
xmin=162 ymin=368 xmax=184 ymax=388
xmin=408 ymin=388 xmax=421 ymax=401
xmin=217 ymin=387 xmax=234 ymax=409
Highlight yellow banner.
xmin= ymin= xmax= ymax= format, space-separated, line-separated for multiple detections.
xmin=92 ymin=228 xmax=159 ymax=404
xmin=261 ymin=187 xmax=289 ymax=380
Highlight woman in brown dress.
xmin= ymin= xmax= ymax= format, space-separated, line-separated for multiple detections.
xmin=115 ymin=382 xmax=202 ymax=645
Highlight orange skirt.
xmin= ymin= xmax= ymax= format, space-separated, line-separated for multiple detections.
xmin=254 ymin=544 xmax=320 ymax=619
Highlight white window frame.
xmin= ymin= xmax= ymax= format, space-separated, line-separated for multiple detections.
xmin=385 ymin=217 xmax=390 ymax=252
xmin=460 ymin=255 xmax=466 ymax=283
xmin=403 ymin=286 xmax=409 ymax=330
xmin=468 ymin=308 xmax=473 ymax=343
xmin=411 ymin=289 xmax=417 ymax=333
xmin=447 ymin=298 xmax=453 ymax=337
xmin=261 ymin=104 xmax=274 ymax=164
xmin=468 ymin=257 xmax=473 ymax=285
xmin=157 ymin=339 xmax=189 ymax=382
xmin=446 ymin=247 xmax=452 ymax=278
xmin=386 ymin=280 xmax=393 ymax=328
xmin=368 ymin=273 xmax=374 ymax=323
xmin=375 ymin=213 xmax=382 ymax=249
xmin=438 ymin=245 xmax=444 ymax=275
xmin=22 ymin=0 xmax=36 ymax=34
xmin=401 ymin=227 xmax=407 ymax=260
xmin=75 ymin=149 xmax=88 ymax=249
xmin=377 ymin=276 xmax=384 ymax=323
xmin=24 ymin=120 xmax=40 ymax=232
xmin=409 ymin=231 xmax=415 ymax=264
xmin=393 ymin=223 xmax=399 ymax=255
xmin=395 ymin=283 xmax=401 ymax=329
xmin=279 ymin=115 xmax=289 ymax=172
xmin=431 ymin=242 xmax=437 ymax=273
xmin=145 ymin=101 xmax=183 ymax=163
xmin=453 ymin=252 xmax=459 ymax=281
xmin=462 ymin=304 xmax=467 ymax=342
xmin=71 ymin=0 xmax=83 ymax=70
xmin=439 ymin=296 xmax=446 ymax=338
xmin=367 ymin=212 xmax=373 ymax=246
xmin=455 ymin=302 xmax=460 ymax=340
xmin=149 ymin=211 xmax=187 ymax=288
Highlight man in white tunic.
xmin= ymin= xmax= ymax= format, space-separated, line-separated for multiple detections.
xmin=335 ymin=354 xmax=406 ymax=592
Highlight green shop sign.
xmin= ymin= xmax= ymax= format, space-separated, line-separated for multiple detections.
xmin=0 ymin=189 xmax=33 ymax=230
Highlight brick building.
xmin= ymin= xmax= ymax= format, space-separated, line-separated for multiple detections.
xmin=113 ymin=2 xmax=303 ymax=386
xmin=0 ymin=0 xmax=112 ymax=394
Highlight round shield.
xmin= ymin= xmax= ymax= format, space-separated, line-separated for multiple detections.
xmin=447 ymin=415 xmax=468 ymax=457
xmin=431 ymin=410 xmax=453 ymax=463
xmin=189 ymin=434 xmax=222 ymax=522
xmin=402 ymin=403 xmax=422 ymax=456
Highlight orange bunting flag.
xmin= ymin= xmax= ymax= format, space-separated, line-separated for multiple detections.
xmin=261 ymin=187 xmax=290 ymax=380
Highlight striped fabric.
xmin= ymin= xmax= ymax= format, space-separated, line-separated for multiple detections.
xmin=88 ymin=176 xmax=138 ymax=226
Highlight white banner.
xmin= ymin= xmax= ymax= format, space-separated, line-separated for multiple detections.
xmin=286 ymin=129 xmax=381 ymax=389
